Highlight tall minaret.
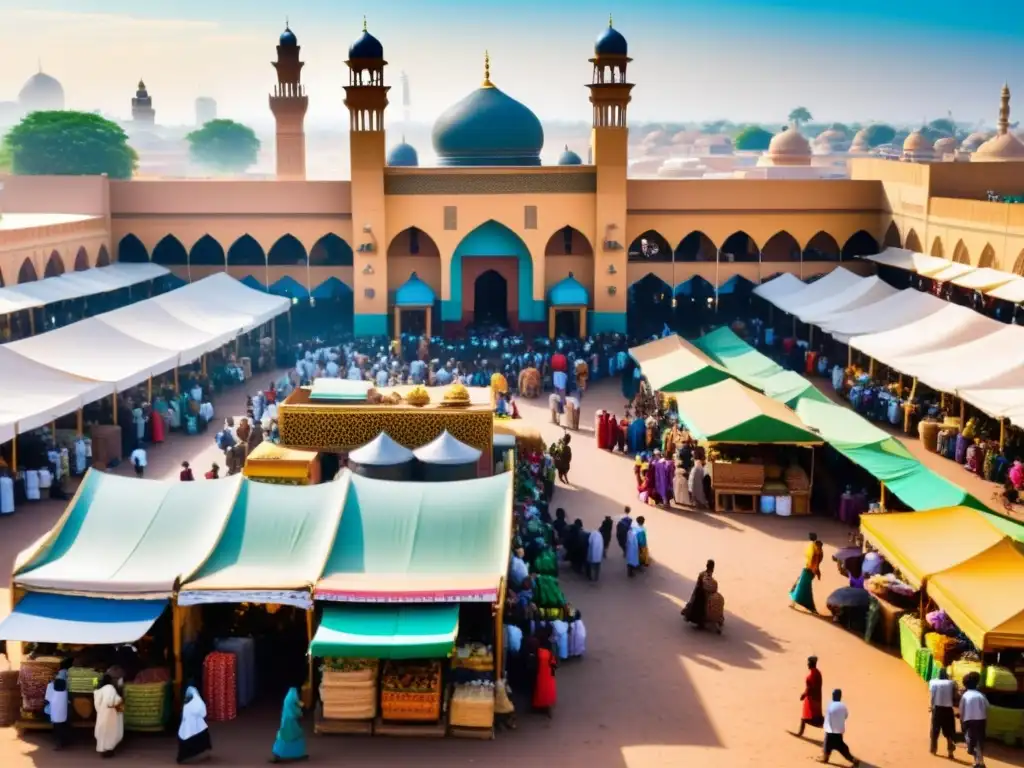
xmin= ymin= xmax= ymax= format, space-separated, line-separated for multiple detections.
xmin=400 ymin=70 xmax=411 ymax=128
xmin=269 ymin=21 xmax=309 ymax=180
xmin=344 ymin=17 xmax=390 ymax=337
xmin=587 ymin=16 xmax=633 ymax=333
xmin=997 ymin=83 xmax=1011 ymax=136
xmin=131 ymin=79 xmax=156 ymax=126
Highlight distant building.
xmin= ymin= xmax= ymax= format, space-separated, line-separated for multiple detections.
xmin=19 ymin=65 xmax=65 ymax=112
xmin=131 ymin=80 xmax=156 ymax=126
xmin=195 ymin=97 xmax=217 ymax=127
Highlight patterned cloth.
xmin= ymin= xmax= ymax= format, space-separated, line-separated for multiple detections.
xmin=202 ymin=652 xmax=238 ymax=722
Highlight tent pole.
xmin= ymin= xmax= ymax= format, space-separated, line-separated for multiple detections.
xmin=29 ymin=311 xmax=35 ymax=336
xmin=579 ymin=306 xmax=587 ymax=338
xmin=111 ymin=390 xmax=118 ymax=426
xmin=76 ymin=409 xmax=83 ymax=437
xmin=879 ymin=482 xmax=886 ymax=512
xmin=868 ymin=358 xmax=875 ymax=378
xmin=173 ymin=367 xmax=180 ymax=394
xmin=11 ymin=436 xmax=17 ymax=472
xmin=425 ymin=306 xmax=432 ymax=340
xmin=809 ymin=325 xmax=814 ymax=347
xmin=959 ymin=398 xmax=966 ymax=425
xmin=172 ymin=602 xmax=184 ymax=710
xmin=847 ymin=345 xmax=852 ymax=369
xmin=494 ymin=576 xmax=507 ymax=681
xmin=1000 ymin=418 xmax=1007 ymax=453
xmin=272 ymin=317 xmax=277 ymax=350
xmin=304 ymin=608 xmax=315 ymax=708
xmin=147 ymin=376 xmax=153 ymax=402
xmin=201 ymin=355 xmax=207 ymax=377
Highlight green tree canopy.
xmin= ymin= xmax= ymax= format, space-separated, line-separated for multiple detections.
xmin=788 ymin=107 xmax=812 ymax=126
xmin=927 ymin=118 xmax=956 ymax=137
xmin=5 ymin=111 xmax=137 ymax=178
xmin=734 ymin=126 xmax=775 ymax=151
xmin=186 ymin=119 xmax=261 ymax=173
xmin=0 ymin=136 xmax=11 ymax=174
xmin=861 ymin=124 xmax=897 ymax=147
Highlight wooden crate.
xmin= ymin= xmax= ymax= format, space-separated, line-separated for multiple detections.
xmin=712 ymin=462 xmax=764 ymax=490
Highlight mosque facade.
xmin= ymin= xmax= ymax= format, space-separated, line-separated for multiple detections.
xmin=1 ymin=19 xmax=1024 ymax=337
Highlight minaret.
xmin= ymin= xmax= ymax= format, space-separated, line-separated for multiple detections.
xmin=131 ymin=79 xmax=155 ymax=126
xmin=587 ymin=15 xmax=633 ymax=333
xmin=269 ymin=21 xmax=309 ymax=180
xmin=344 ymin=17 xmax=390 ymax=337
xmin=997 ymin=83 xmax=1011 ymax=136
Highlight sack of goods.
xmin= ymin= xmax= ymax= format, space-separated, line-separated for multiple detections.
xmin=450 ymin=681 xmax=495 ymax=729
xmin=320 ymin=659 xmax=379 ymax=721
xmin=18 ymin=657 xmax=62 ymax=718
xmin=123 ymin=681 xmax=170 ymax=730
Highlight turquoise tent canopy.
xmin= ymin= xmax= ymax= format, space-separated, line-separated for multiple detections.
xmin=548 ymin=273 xmax=588 ymax=306
xmin=675 ymin=276 xmax=713 ymax=297
xmin=309 ymin=604 xmax=459 ymax=659
xmin=717 ymin=275 xmax=753 ymax=295
xmin=0 ymin=593 xmax=167 ymax=645
xmin=394 ymin=272 xmax=436 ymax=306
xmin=269 ymin=275 xmax=308 ymax=299
xmin=312 ymin=277 xmax=351 ymax=300
xmin=239 ymin=275 xmax=265 ymax=291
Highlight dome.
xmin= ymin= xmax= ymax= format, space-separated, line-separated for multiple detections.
xmin=849 ymin=128 xmax=870 ymax=152
xmin=349 ymin=18 xmax=383 ymax=60
xmin=432 ymin=54 xmax=543 ymax=166
xmin=933 ymin=136 xmax=958 ymax=155
xmin=902 ymin=130 xmax=930 ymax=153
xmin=387 ymin=139 xmax=419 ymax=167
xmin=279 ymin=25 xmax=297 ymax=46
xmin=596 ymin=16 xmax=628 ymax=56
xmin=814 ymin=129 xmax=844 ymax=145
xmin=548 ymin=272 xmax=589 ymax=306
xmin=768 ymin=125 xmax=810 ymax=156
xmin=973 ymin=132 xmax=1024 ymax=162
xmin=394 ymin=272 xmax=436 ymax=306
xmin=18 ymin=70 xmax=65 ymax=111
xmin=962 ymin=131 xmax=990 ymax=151
xmin=558 ymin=145 xmax=582 ymax=165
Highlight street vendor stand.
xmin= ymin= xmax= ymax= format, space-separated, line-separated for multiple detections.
xmin=628 ymin=334 xmax=734 ymax=393
xmin=671 ymin=379 xmax=822 ymax=514
xmin=243 ymin=442 xmax=322 ymax=485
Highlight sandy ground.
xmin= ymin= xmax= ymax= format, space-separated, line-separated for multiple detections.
xmin=2 ymin=377 xmax=1022 ymax=767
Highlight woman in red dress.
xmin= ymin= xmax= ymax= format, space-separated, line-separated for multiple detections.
xmin=797 ymin=655 xmax=823 ymax=736
xmin=531 ymin=637 xmax=557 ymax=717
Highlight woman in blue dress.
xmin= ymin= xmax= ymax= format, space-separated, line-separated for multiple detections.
xmin=270 ymin=688 xmax=307 ymax=763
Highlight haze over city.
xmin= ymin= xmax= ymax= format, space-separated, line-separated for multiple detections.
xmin=0 ymin=0 xmax=1022 ymax=128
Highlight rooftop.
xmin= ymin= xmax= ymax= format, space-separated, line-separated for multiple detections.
xmin=0 ymin=213 xmax=100 ymax=231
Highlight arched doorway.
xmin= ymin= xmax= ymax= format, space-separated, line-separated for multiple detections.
xmin=978 ymin=244 xmax=997 ymax=269
xmin=388 ymin=228 xmax=441 ymax=325
xmin=152 ymin=236 xmax=188 ymax=266
xmin=18 ymin=258 xmax=38 ymax=284
xmin=627 ymin=230 xmax=672 ymax=262
xmin=267 ymin=235 xmax=308 ymax=266
xmin=883 ymin=222 xmax=901 ymax=248
xmin=904 ymin=229 xmax=923 ymax=253
xmin=96 ymin=245 xmax=111 ymax=267
xmin=190 ymin=235 xmax=225 ymax=267
xmin=117 ymin=235 xmax=148 ymax=263
xmin=473 ymin=270 xmax=508 ymax=327
xmin=628 ymin=273 xmax=673 ymax=339
xmin=804 ymin=232 xmax=840 ymax=261
xmin=226 ymin=235 xmax=265 ymax=267
xmin=74 ymin=247 xmax=89 ymax=271
xmin=952 ymin=240 xmax=970 ymax=265
xmin=721 ymin=231 xmax=758 ymax=263
xmin=930 ymin=237 xmax=944 ymax=258
xmin=675 ymin=231 xmax=716 ymax=262
xmin=448 ymin=220 xmax=538 ymax=332
xmin=44 ymin=251 xmax=65 ymax=277
xmin=310 ymin=234 xmax=354 ymax=266
xmin=760 ymin=232 xmax=798 ymax=262
xmin=841 ymin=231 xmax=878 ymax=260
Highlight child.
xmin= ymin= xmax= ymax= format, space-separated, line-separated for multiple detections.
xmin=45 ymin=667 xmax=70 ymax=749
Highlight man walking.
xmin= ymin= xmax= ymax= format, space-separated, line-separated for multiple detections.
xmin=928 ymin=668 xmax=956 ymax=758
xmin=585 ymin=528 xmax=604 ymax=582
xmin=959 ymin=672 xmax=988 ymax=767
xmin=820 ymin=689 xmax=860 ymax=766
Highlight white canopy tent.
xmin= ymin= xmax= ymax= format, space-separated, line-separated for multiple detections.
xmin=816 ymin=289 xmax=947 ymax=344
xmin=849 ymin=303 xmax=1003 ymax=369
xmin=0 ymin=263 xmax=170 ymax=315
xmin=950 ymin=268 xmax=1019 ymax=292
xmin=862 ymin=248 xmax=950 ymax=276
xmin=894 ymin=326 xmax=1024 ymax=393
xmin=928 ymin=262 xmax=975 ymax=283
xmin=954 ymin=387 xmax=1024 ymax=428
xmin=987 ymin=278 xmax=1024 ymax=304
xmin=764 ymin=268 xmax=864 ymax=315
xmin=793 ymin=276 xmax=898 ymax=325
xmin=96 ymin=302 xmax=237 ymax=365
xmin=752 ymin=273 xmax=806 ymax=303
xmin=154 ymin=272 xmax=289 ymax=332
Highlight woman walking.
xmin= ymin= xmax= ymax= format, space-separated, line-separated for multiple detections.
xmin=790 ymin=533 xmax=824 ymax=613
xmin=93 ymin=674 xmax=123 ymax=757
xmin=176 ymin=685 xmax=211 ymax=764
xmin=531 ymin=631 xmax=558 ymax=717
xmin=270 ymin=687 xmax=307 ymax=763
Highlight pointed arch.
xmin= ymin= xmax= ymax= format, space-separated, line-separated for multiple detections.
xmin=311 ymin=233 xmax=354 ymax=266
xmin=18 ymin=258 xmax=38 ymax=284
xmin=267 ymin=235 xmax=307 ymax=266
xmin=117 ymin=234 xmax=148 ymax=263
xmin=628 ymin=230 xmax=672 ymax=262
xmin=96 ymin=245 xmax=111 ymax=266
xmin=544 ymin=226 xmax=593 ymax=257
xmin=386 ymin=228 xmax=439 ymax=260
xmin=1013 ymin=249 xmax=1024 ymax=277
xmin=73 ymin=246 xmax=90 ymax=271
xmin=187 ymin=235 xmax=224 ymax=266
xmin=674 ymin=231 xmax=716 ymax=262
xmin=930 ymin=237 xmax=944 ymax=258
xmin=449 ymin=219 xmax=539 ymax=324
xmin=883 ymin=221 xmax=901 ymax=248
xmin=803 ymin=231 xmax=840 ymax=261
xmin=760 ymin=231 xmax=799 ymax=262
xmin=952 ymin=240 xmax=970 ymax=265
xmin=152 ymin=235 xmax=189 ymax=266
xmin=978 ymin=244 xmax=997 ymax=269
xmin=628 ymin=273 xmax=674 ymax=338
xmin=841 ymin=230 xmax=878 ymax=260
xmin=721 ymin=231 xmax=759 ymax=263
xmin=226 ymin=235 xmax=265 ymax=267
xmin=44 ymin=251 xmax=65 ymax=277
xmin=904 ymin=229 xmax=923 ymax=253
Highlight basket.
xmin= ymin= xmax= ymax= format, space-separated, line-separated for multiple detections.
xmin=0 ymin=688 xmax=19 ymax=727
xmin=123 ymin=681 xmax=170 ymax=730
xmin=71 ymin=693 xmax=96 ymax=722
xmin=380 ymin=690 xmax=441 ymax=722
xmin=0 ymin=669 xmax=19 ymax=691
xmin=712 ymin=462 xmax=765 ymax=490
xmin=918 ymin=421 xmax=940 ymax=453
xmin=449 ymin=698 xmax=494 ymax=729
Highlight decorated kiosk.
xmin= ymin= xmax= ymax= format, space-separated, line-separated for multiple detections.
xmin=547 ymin=273 xmax=589 ymax=339
xmin=347 ymin=433 xmax=416 ymax=481
xmin=392 ymin=272 xmax=436 ymax=341
xmin=243 ymin=441 xmax=322 ymax=485
xmin=413 ymin=430 xmax=483 ymax=482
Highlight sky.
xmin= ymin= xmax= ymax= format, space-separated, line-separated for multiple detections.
xmin=0 ymin=0 xmax=1022 ymax=129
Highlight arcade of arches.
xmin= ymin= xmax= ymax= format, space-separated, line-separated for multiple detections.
xmin=626 ymin=228 xmax=864 ymax=265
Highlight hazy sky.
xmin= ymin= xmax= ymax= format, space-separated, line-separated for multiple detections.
xmin=0 ymin=0 xmax=1021 ymax=128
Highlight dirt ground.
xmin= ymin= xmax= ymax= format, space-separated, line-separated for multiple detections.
xmin=2 ymin=377 xmax=1022 ymax=767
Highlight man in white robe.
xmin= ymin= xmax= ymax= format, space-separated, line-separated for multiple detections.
xmin=93 ymin=678 xmax=123 ymax=755
xmin=625 ymin=524 xmax=640 ymax=577
xmin=586 ymin=529 xmax=604 ymax=582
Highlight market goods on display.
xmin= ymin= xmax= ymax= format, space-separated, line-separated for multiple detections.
xmin=532 ymin=575 xmax=566 ymax=609
xmin=202 ymin=651 xmax=238 ymax=722
xmin=320 ymin=659 xmax=379 ymax=721
xmin=985 ymin=665 xmax=1018 ymax=693
xmin=67 ymin=667 xmax=100 ymax=694
xmin=380 ymin=661 xmax=442 ymax=722
xmin=451 ymin=644 xmax=493 ymax=673
xmin=449 ymin=680 xmax=495 ymax=729
xmin=18 ymin=657 xmax=62 ymax=715
xmin=123 ymin=681 xmax=170 ymax=730
xmin=924 ymin=632 xmax=963 ymax=667
xmin=0 ymin=669 xmax=19 ymax=727
xmin=531 ymin=549 xmax=558 ymax=577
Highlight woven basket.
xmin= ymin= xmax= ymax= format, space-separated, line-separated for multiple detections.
xmin=450 ymin=699 xmax=494 ymax=729
xmin=919 ymin=421 xmax=940 ymax=453
xmin=123 ymin=681 xmax=169 ymax=729
xmin=0 ymin=669 xmax=19 ymax=691
xmin=0 ymin=688 xmax=19 ymax=727
xmin=71 ymin=693 xmax=96 ymax=721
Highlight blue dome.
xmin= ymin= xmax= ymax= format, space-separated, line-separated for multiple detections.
xmin=548 ymin=273 xmax=589 ymax=307
xmin=596 ymin=19 xmax=628 ymax=56
xmin=395 ymin=272 xmax=436 ymax=306
xmin=387 ymin=140 xmax=419 ymax=167
xmin=349 ymin=24 xmax=383 ymax=60
xmin=558 ymin=145 xmax=582 ymax=165
xmin=279 ymin=26 xmax=297 ymax=46
xmin=432 ymin=85 xmax=544 ymax=166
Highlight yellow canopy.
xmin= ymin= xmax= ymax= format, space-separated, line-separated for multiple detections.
xmin=927 ymin=539 xmax=1024 ymax=652
xmin=244 ymin=442 xmax=321 ymax=482
xmin=493 ymin=419 xmax=544 ymax=454
xmin=859 ymin=507 xmax=1008 ymax=589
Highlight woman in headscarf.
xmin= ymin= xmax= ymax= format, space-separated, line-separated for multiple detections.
xmin=789 ymin=533 xmax=823 ymax=613
xmin=93 ymin=674 xmax=123 ymax=757
xmin=688 ymin=459 xmax=708 ymax=509
xmin=796 ymin=656 xmax=824 ymax=736
xmin=270 ymin=687 xmax=306 ymax=763
xmin=673 ymin=455 xmax=691 ymax=508
xmin=531 ymin=626 xmax=557 ymax=717
xmin=682 ymin=559 xmax=717 ymax=628
xmin=177 ymin=685 xmax=211 ymax=764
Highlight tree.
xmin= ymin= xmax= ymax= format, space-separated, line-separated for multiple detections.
xmin=927 ymin=118 xmax=956 ymax=137
xmin=734 ymin=126 xmax=774 ymax=151
xmin=5 ymin=111 xmax=137 ymax=178
xmin=0 ymin=136 xmax=10 ymax=174
xmin=186 ymin=119 xmax=261 ymax=173
xmin=788 ymin=107 xmax=812 ymax=126
xmin=861 ymin=123 xmax=896 ymax=147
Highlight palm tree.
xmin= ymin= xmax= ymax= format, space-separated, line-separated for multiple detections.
xmin=788 ymin=107 xmax=812 ymax=127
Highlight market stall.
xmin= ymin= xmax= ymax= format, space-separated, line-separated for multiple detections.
xmin=243 ymin=441 xmax=322 ymax=485
xmin=628 ymin=334 xmax=734 ymax=393
xmin=413 ymin=430 xmax=483 ymax=482
xmin=671 ymin=379 xmax=822 ymax=514
xmin=347 ymin=433 xmax=415 ymax=481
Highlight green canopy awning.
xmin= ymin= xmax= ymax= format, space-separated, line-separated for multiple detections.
xmin=629 ymin=334 xmax=734 ymax=393
xmin=310 ymin=604 xmax=459 ymax=659
xmin=674 ymin=379 xmax=822 ymax=444
xmin=693 ymin=326 xmax=782 ymax=380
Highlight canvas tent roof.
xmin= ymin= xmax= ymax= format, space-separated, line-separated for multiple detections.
xmin=674 ymin=379 xmax=822 ymax=444
xmin=849 ymin=304 xmax=1002 ymax=367
xmin=413 ymin=430 xmax=482 ymax=466
xmin=929 ymin=262 xmax=975 ymax=282
xmin=927 ymin=539 xmax=1024 ymax=651
xmin=954 ymin=387 xmax=1024 ymax=427
xmin=96 ymin=301 xmax=236 ymax=364
xmin=792 ymin=276 xmax=898 ymax=324
xmin=0 ymin=263 xmax=170 ymax=315
xmin=629 ymin=334 xmax=733 ymax=392
xmin=349 ymin=433 xmax=415 ymax=466
xmin=309 ymin=604 xmax=459 ymax=659
xmin=315 ymin=470 xmax=513 ymax=603
xmin=893 ymin=325 xmax=1024 ymax=393
xmin=951 ymin=268 xmax=1019 ymax=292
xmin=859 ymin=507 xmax=1008 ymax=589
xmin=752 ymin=273 xmax=805 ymax=302
xmin=815 ymin=289 xmax=947 ymax=344
xmin=153 ymin=273 xmax=288 ymax=333
xmin=14 ymin=472 xmax=242 ymax=597
xmin=986 ymin=277 xmax=1024 ymax=304
xmin=0 ymin=593 xmax=167 ymax=645
xmin=178 ymin=475 xmax=348 ymax=607
xmin=863 ymin=248 xmax=950 ymax=276
xmin=760 ymin=268 xmax=864 ymax=314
